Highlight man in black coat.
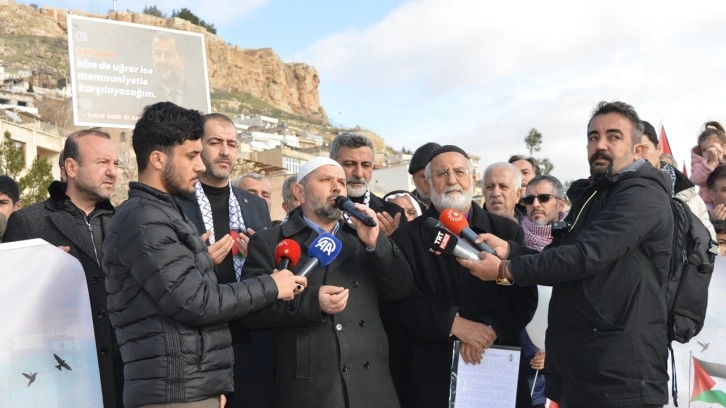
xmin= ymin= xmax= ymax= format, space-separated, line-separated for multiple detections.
xmin=102 ymin=102 xmax=305 ymax=408
xmin=461 ymin=101 xmax=674 ymax=407
xmin=243 ymin=157 xmax=414 ymax=408
xmin=392 ymin=145 xmax=537 ymax=408
xmin=4 ymin=129 xmax=123 ymax=407
xmin=177 ymin=113 xmax=275 ymax=408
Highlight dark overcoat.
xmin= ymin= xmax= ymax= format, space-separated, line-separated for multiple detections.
xmin=243 ymin=211 xmax=414 ymax=408
xmin=391 ymin=202 xmax=538 ymax=408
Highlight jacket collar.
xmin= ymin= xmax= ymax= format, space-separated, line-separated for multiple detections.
xmin=45 ymin=180 xmax=114 ymax=216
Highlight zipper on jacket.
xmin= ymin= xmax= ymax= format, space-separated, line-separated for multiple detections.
xmin=197 ymin=329 xmax=204 ymax=370
xmin=84 ymin=215 xmax=101 ymax=266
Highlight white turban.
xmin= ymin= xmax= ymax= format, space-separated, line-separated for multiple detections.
xmin=297 ymin=156 xmax=343 ymax=181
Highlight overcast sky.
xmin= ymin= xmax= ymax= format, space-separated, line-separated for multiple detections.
xmin=18 ymin=0 xmax=726 ymax=182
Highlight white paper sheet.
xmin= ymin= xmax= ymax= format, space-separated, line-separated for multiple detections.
xmin=449 ymin=342 xmax=521 ymax=408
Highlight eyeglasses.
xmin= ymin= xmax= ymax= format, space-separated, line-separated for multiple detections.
xmin=431 ymin=168 xmax=471 ymax=181
xmin=521 ymin=194 xmax=561 ymax=205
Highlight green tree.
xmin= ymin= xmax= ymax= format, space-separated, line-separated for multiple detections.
xmin=171 ymin=8 xmax=216 ymax=34
xmin=539 ymin=158 xmax=554 ymax=175
xmin=524 ymin=128 xmax=542 ymax=156
xmin=0 ymin=131 xmax=25 ymax=178
xmin=523 ymin=128 xmax=555 ymax=175
xmin=142 ymin=5 xmax=166 ymax=18
xmin=19 ymin=156 xmax=53 ymax=205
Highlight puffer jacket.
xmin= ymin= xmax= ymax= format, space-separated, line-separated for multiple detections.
xmin=512 ymin=160 xmax=674 ymax=407
xmin=103 ymin=182 xmax=279 ymax=408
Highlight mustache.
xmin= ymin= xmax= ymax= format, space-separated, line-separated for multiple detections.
xmin=347 ymin=177 xmax=366 ymax=184
xmin=589 ymin=151 xmax=613 ymax=164
xmin=443 ymin=186 xmax=464 ymax=194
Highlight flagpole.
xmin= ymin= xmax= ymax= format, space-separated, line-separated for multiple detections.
xmin=689 ymin=351 xmax=692 ymax=408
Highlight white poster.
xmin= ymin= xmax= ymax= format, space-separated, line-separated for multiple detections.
xmin=667 ymin=257 xmax=726 ymax=407
xmin=0 ymin=239 xmax=102 ymax=407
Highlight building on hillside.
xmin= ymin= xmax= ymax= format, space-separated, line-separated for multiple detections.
xmin=234 ymin=114 xmax=279 ymax=129
xmin=0 ymin=108 xmax=65 ymax=180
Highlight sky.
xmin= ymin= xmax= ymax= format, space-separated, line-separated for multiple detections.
xmin=15 ymin=0 xmax=726 ymax=182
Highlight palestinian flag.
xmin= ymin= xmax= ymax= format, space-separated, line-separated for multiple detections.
xmin=692 ymin=356 xmax=726 ymax=406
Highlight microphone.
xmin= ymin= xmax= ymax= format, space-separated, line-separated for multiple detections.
xmin=439 ymin=208 xmax=497 ymax=256
xmin=275 ymin=239 xmax=302 ymax=270
xmin=334 ymin=196 xmax=377 ymax=227
xmin=295 ymin=233 xmax=343 ymax=278
xmin=422 ymin=218 xmax=480 ymax=261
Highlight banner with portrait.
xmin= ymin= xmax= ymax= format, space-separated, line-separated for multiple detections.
xmin=68 ymin=14 xmax=211 ymax=128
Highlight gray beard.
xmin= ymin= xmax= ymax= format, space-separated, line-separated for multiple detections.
xmin=347 ymin=184 xmax=367 ymax=198
xmin=431 ymin=188 xmax=472 ymax=212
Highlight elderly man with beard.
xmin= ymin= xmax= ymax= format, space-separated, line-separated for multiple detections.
xmin=177 ymin=113 xmax=275 ymax=408
xmin=242 ymin=157 xmax=413 ymax=408
xmin=4 ymin=128 xmax=124 ymax=407
xmin=391 ymin=145 xmax=537 ymax=408
xmin=460 ymin=101 xmax=674 ymax=408
xmin=103 ymin=102 xmax=305 ymax=408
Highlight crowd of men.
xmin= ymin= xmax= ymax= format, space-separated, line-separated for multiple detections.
xmin=0 ymin=99 xmax=719 ymax=408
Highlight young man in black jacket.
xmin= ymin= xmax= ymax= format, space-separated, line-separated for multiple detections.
xmin=103 ymin=102 xmax=306 ymax=408
xmin=461 ymin=101 xmax=674 ymax=408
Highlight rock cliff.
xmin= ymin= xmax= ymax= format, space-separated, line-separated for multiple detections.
xmin=0 ymin=0 xmax=326 ymax=122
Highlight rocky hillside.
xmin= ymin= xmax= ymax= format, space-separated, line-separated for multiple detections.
xmin=0 ymin=0 xmax=327 ymax=122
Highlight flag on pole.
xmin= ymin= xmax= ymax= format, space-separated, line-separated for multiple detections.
xmin=659 ymin=124 xmax=673 ymax=156
xmin=683 ymin=164 xmax=689 ymax=177
xmin=692 ymin=356 xmax=726 ymax=406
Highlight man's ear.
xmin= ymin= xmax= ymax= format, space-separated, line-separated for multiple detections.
xmin=149 ymin=151 xmax=166 ymax=171
xmin=293 ymin=183 xmax=305 ymax=205
xmin=65 ymin=157 xmax=79 ymax=179
xmin=709 ymin=189 xmax=717 ymax=203
xmin=14 ymin=199 xmax=23 ymax=211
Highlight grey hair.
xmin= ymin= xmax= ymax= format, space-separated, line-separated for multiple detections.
xmin=526 ymin=175 xmax=565 ymax=199
xmin=329 ymin=132 xmax=374 ymax=161
xmin=483 ymin=162 xmax=522 ymax=189
xmin=282 ymin=174 xmax=297 ymax=204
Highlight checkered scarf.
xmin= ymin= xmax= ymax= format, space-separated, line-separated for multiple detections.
xmin=194 ymin=181 xmax=246 ymax=280
xmin=521 ymin=211 xmax=567 ymax=252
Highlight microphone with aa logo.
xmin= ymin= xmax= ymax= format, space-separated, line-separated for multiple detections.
xmin=275 ymin=239 xmax=302 ymax=270
xmin=423 ymin=217 xmax=480 ymax=261
xmin=439 ymin=208 xmax=497 ymax=256
xmin=296 ymin=233 xmax=343 ymax=278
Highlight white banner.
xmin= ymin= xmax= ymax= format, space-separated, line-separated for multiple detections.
xmin=668 ymin=257 xmax=726 ymax=407
xmin=0 ymin=239 xmax=102 ymax=407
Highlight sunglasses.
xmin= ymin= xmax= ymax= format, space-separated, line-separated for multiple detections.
xmin=522 ymin=194 xmax=560 ymax=205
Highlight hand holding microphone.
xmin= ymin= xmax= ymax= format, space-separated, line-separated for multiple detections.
xmin=439 ymin=208 xmax=498 ymax=256
xmin=422 ymin=218 xmax=480 ymax=261
xmin=334 ymin=196 xmax=377 ymax=227
xmin=271 ymin=239 xmax=307 ymax=300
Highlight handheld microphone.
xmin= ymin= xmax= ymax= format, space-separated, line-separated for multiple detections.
xmin=334 ymin=196 xmax=377 ymax=227
xmin=296 ymin=233 xmax=343 ymax=278
xmin=422 ymin=218 xmax=480 ymax=261
xmin=439 ymin=208 xmax=497 ymax=256
xmin=275 ymin=239 xmax=302 ymax=270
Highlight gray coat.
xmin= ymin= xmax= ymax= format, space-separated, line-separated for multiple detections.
xmin=3 ymin=181 xmax=123 ymax=407
xmin=243 ymin=212 xmax=414 ymax=408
